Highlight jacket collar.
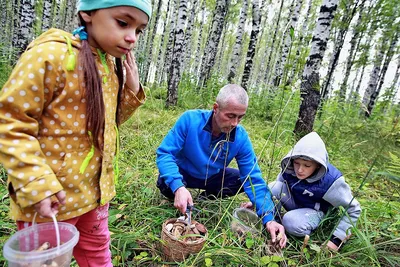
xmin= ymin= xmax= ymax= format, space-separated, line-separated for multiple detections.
xmin=202 ymin=110 xmax=237 ymax=142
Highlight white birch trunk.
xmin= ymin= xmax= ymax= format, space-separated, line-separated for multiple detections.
xmin=142 ymin=0 xmax=163 ymax=83
xmin=161 ymin=0 xmax=179 ymax=84
xmin=289 ymin=0 xmax=313 ymax=85
xmin=272 ymin=0 xmax=303 ymax=87
xmin=64 ymin=0 xmax=78 ymax=32
xmin=0 ymin=0 xmax=10 ymax=55
xmin=182 ymin=0 xmax=199 ymax=73
xmin=353 ymin=63 xmax=366 ymax=101
xmin=361 ymin=39 xmax=386 ymax=108
xmin=194 ymin=1 xmax=207 ymax=77
xmin=166 ymin=0 xmax=188 ymax=106
xmin=41 ymin=0 xmax=53 ymax=31
xmin=53 ymin=0 xmax=61 ymax=28
xmin=321 ymin=0 xmax=360 ymax=100
xmin=294 ymin=0 xmax=339 ymax=135
xmin=339 ymin=2 xmax=366 ymax=100
xmin=390 ymin=56 xmax=400 ymax=105
xmin=263 ymin=0 xmax=285 ymax=84
xmin=241 ymin=0 xmax=261 ymax=90
xmin=366 ymin=32 xmax=399 ymax=116
xmin=15 ymin=0 xmax=35 ymax=56
xmin=11 ymin=0 xmax=19 ymax=50
xmin=227 ymin=0 xmax=248 ymax=83
xmin=253 ymin=0 xmax=274 ymax=90
xmin=155 ymin=0 xmax=171 ymax=84
xmin=198 ymin=0 xmax=229 ymax=88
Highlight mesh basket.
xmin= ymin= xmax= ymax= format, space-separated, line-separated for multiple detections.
xmin=161 ymin=218 xmax=208 ymax=262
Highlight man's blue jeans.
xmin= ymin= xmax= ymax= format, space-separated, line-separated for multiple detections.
xmin=157 ymin=168 xmax=244 ymax=199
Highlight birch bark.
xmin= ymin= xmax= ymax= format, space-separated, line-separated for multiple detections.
xmin=227 ymin=0 xmax=248 ymax=83
xmin=272 ymin=0 xmax=303 ymax=87
xmin=241 ymin=0 xmax=261 ymax=90
xmin=198 ymin=0 xmax=230 ymax=88
xmin=294 ymin=0 xmax=339 ymax=136
xmin=166 ymin=0 xmax=188 ymax=107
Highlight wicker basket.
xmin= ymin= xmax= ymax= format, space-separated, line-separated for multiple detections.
xmin=161 ymin=218 xmax=208 ymax=262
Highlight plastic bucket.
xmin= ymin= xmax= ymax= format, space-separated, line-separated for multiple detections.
xmin=3 ymin=219 xmax=79 ymax=267
xmin=231 ymin=208 xmax=263 ymax=235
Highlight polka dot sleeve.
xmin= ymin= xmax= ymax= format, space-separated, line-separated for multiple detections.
xmin=0 ymin=43 xmax=64 ymax=208
xmin=117 ymin=83 xmax=146 ymax=124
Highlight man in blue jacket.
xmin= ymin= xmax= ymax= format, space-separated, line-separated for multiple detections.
xmin=156 ymin=84 xmax=286 ymax=248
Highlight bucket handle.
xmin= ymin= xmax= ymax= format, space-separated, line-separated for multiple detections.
xmin=32 ymin=213 xmax=61 ymax=254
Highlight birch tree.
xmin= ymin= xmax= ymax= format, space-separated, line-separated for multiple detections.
xmin=162 ymin=0 xmax=179 ymax=84
xmin=272 ymin=0 xmax=303 ymax=87
xmin=53 ymin=0 xmax=61 ymax=28
xmin=193 ymin=0 xmax=207 ymax=77
xmin=41 ymin=0 xmax=53 ymax=31
xmin=64 ymin=0 xmax=78 ymax=32
xmin=156 ymin=0 xmax=177 ymax=84
xmin=285 ymin=0 xmax=314 ymax=86
xmin=241 ymin=0 xmax=261 ymax=90
xmin=362 ymin=36 xmax=387 ymax=109
xmin=155 ymin=0 xmax=171 ymax=84
xmin=227 ymin=0 xmax=248 ymax=83
xmin=389 ymin=55 xmax=400 ymax=106
xmin=1 ymin=0 xmax=10 ymax=56
xmin=366 ymin=31 xmax=399 ymax=116
xmin=142 ymin=0 xmax=163 ymax=83
xmin=198 ymin=0 xmax=230 ymax=88
xmin=263 ymin=0 xmax=284 ymax=84
xmin=14 ymin=0 xmax=35 ymax=57
xmin=182 ymin=0 xmax=199 ymax=72
xmin=166 ymin=0 xmax=188 ymax=107
xmin=320 ymin=0 xmax=361 ymax=101
xmin=294 ymin=0 xmax=339 ymax=136
xmin=339 ymin=1 xmax=368 ymax=100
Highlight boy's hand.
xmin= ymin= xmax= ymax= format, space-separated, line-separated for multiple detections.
xmin=174 ymin=187 xmax=193 ymax=214
xmin=266 ymin=221 xmax=287 ymax=248
xmin=326 ymin=240 xmax=339 ymax=251
xmin=34 ymin=190 xmax=66 ymax=218
xmin=240 ymin=201 xmax=253 ymax=209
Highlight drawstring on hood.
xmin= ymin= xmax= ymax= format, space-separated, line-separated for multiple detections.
xmin=280 ymin=132 xmax=328 ymax=183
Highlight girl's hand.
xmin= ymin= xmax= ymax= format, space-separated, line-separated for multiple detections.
xmin=34 ymin=190 xmax=66 ymax=218
xmin=124 ymin=51 xmax=140 ymax=95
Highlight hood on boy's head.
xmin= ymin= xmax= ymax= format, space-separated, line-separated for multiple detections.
xmin=280 ymin=132 xmax=328 ymax=183
xmin=77 ymin=0 xmax=152 ymax=19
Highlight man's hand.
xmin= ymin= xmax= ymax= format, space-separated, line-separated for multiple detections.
xmin=174 ymin=187 xmax=193 ymax=214
xmin=266 ymin=221 xmax=287 ymax=248
xmin=34 ymin=190 xmax=66 ymax=218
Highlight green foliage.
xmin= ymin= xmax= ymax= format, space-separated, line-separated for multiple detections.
xmin=1 ymin=62 xmax=400 ymax=267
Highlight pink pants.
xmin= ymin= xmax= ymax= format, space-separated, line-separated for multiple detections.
xmin=18 ymin=204 xmax=112 ymax=267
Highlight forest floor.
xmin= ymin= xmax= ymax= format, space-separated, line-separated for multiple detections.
xmin=1 ymin=88 xmax=400 ymax=266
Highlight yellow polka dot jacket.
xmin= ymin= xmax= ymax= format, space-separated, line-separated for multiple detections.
xmin=0 ymin=29 xmax=145 ymax=222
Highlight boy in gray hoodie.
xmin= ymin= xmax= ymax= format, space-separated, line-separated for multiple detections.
xmin=274 ymin=132 xmax=361 ymax=250
xmin=243 ymin=132 xmax=361 ymax=250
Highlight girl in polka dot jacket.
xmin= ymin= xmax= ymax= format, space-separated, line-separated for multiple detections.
xmin=0 ymin=0 xmax=151 ymax=265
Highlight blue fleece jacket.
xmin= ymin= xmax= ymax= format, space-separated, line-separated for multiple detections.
xmin=156 ymin=110 xmax=274 ymax=224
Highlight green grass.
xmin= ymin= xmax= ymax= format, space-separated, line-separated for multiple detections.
xmin=1 ymin=82 xmax=400 ymax=266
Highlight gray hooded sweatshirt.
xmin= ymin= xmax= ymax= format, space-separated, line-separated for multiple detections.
xmin=278 ymin=132 xmax=361 ymax=241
